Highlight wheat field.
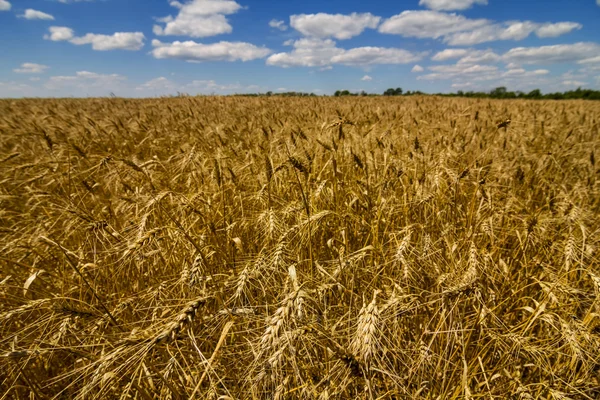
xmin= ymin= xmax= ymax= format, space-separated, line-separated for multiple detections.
xmin=1 ymin=96 xmax=600 ymax=399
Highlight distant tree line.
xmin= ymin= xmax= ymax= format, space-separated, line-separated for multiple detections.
xmin=227 ymin=86 xmax=600 ymax=100
xmin=233 ymin=91 xmax=318 ymax=97
xmin=330 ymin=86 xmax=600 ymax=100
xmin=444 ymin=86 xmax=600 ymax=100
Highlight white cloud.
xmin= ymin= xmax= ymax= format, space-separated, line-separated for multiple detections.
xmin=0 ymin=0 xmax=10 ymax=11
xmin=561 ymin=70 xmax=588 ymax=82
xmin=332 ymin=47 xmax=424 ymax=65
xmin=432 ymin=48 xmax=468 ymax=61
xmin=562 ymin=80 xmax=587 ymax=87
xmin=151 ymin=39 xmax=271 ymax=62
xmin=266 ymin=38 xmax=343 ymax=67
xmin=136 ymin=77 xmax=260 ymax=95
xmin=14 ymin=63 xmax=49 ymax=74
xmin=379 ymin=11 xmax=487 ymax=39
xmin=443 ymin=21 xmax=582 ymax=46
xmin=45 ymin=27 xmax=145 ymax=50
xmin=580 ymin=55 xmax=600 ymax=65
xmin=47 ymin=71 xmax=125 ymax=84
xmin=419 ymin=64 xmax=498 ymax=81
xmin=452 ymin=82 xmax=473 ymax=89
xmin=153 ymin=0 xmax=242 ymax=38
xmin=137 ymin=77 xmax=178 ymax=92
xmin=535 ymin=22 xmax=582 ymax=38
xmin=433 ymin=49 xmax=500 ymax=65
xmin=418 ymin=61 xmax=555 ymax=91
xmin=45 ymin=71 xmax=127 ymax=95
xmin=269 ymin=19 xmax=287 ymax=31
xmin=444 ymin=21 xmax=582 ymax=46
xmin=0 ymin=81 xmax=36 ymax=97
xmin=70 ymin=32 xmax=145 ymax=50
xmin=44 ymin=26 xmax=75 ymax=41
xmin=188 ymin=79 xmax=243 ymax=91
xmin=502 ymin=68 xmax=549 ymax=77
xmin=380 ymin=10 xmax=582 ymax=46
xmin=445 ymin=21 xmax=538 ymax=46
xmin=30 ymin=77 xmax=41 ymax=82
xmin=412 ymin=64 xmax=424 ymax=72
xmin=419 ymin=0 xmax=487 ymax=11
xmin=503 ymin=42 xmax=600 ymax=65
xmin=266 ymin=38 xmax=425 ymax=68
xmin=422 ymin=45 xmax=600 ymax=91
xmin=361 ymin=75 xmax=372 ymax=81
xmin=290 ymin=13 xmax=380 ymax=40
xmin=597 ymin=0 xmax=600 ymax=6
xmin=457 ymin=49 xmax=500 ymax=64
xmin=21 ymin=9 xmax=55 ymax=20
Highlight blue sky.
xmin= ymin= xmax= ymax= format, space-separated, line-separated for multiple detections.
xmin=0 ymin=0 xmax=599 ymax=97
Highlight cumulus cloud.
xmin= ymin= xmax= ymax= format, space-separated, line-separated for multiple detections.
xmin=21 ymin=9 xmax=55 ymax=20
xmin=186 ymin=79 xmax=247 ymax=92
xmin=445 ymin=21 xmax=538 ymax=46
xmin=580 ymin=55 xmax=600 ymax=65
xmin=266 ymin=38 xmax=343 ymax=67
xmin=419 ymin=0 xmax=487 ymax=11
xmin=503 ymin=68 xmax=549 ymax=76
xmin=151 ymin=39 xmax=271 ymax=62
xmin=269 ymin=19 xmax=287 ymax=31
xmin=153 ymin=0 xmax=242 ymax=38
xmin=290 ymin=13 xmax=380 ymax=40
xmin=136 ymin=77 xmax=260 ymax=95
xmin=535 ymin=22 xmax=582 ymax=38
xmin=13 ymin=63 xmax=49 ymax=74
xmin=0 ymin=81 xmax=36 ymax=97
xmin=432 ymin=48 xmax=468 ymax=61
xmin=266 ymin=38 xmax=425 ymax=68
xmin=137 ymin=77 xmax=178 ymax=92
xmin=432 ymin=43 xmax=600 ymax=69
xmin=379 ymin=11 xmax=487 ymax=39
xmin=70 ymin=32 xmax=145 ymax=50
xmin=332 ymin=47 xmax=424 ymax=65
xmin=0 ymin=0 xmax=10 ymax=11
xmin=418 ymin=64 xmax=499 ymax=81
xmin=562 ymin=80 xmax=587 ymax=87
xmin=417 ymin=59 xmax=555 ymax=91
xmin=48 ymin=71 xmax=125 ymax=83
xmin=412 ymin=64 xmax=424 ymax=72
xmin=420 ymin=64 xmax=551 ymax=89
xmin=503 ymin=42 xmax=600 ymax=65
xmin=456 ymin=49 xmax=500 ymax=64
xmin=444 ymin=21 xmax=582 ymax=46
xmin=361 ymin=75 xmax=373 ymax=81
xmin=44 ymin=26 xmax=75 ymax=41
xmin=379 ymin=10 xmax=582 ymax=46
xmin=45 ymin=71 xmax=127 ymax=95
xmin=45 ymin=27 xmax=145 ymax=50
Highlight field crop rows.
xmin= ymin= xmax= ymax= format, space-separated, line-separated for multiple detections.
xmin=1 ymin=96 xmax=600 ymax=399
